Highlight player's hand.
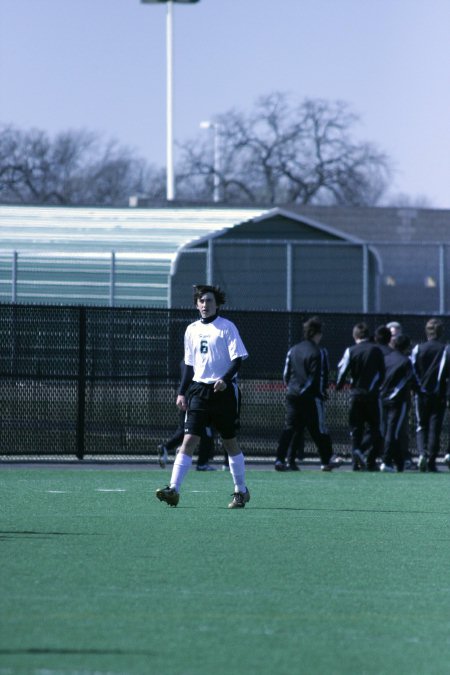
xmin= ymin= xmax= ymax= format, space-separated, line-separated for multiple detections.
xmin=176 ymin=394 xmax=187 ymax=410
xmin=214 ymin=379 xmax=227 ymax=393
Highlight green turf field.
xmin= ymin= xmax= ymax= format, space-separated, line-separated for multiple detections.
xmin=1 ymin=466 xmax=450 ymax=675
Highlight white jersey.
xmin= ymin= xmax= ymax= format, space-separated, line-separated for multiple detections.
xmin=184 ymin=315 xmax=248 ymax=383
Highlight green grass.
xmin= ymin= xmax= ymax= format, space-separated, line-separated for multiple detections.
xmin=1 ymin=467 xmax=450 ymax=675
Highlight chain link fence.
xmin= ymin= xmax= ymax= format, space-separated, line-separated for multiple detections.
xmin=1 ymin=304 xmax=450 ymax=462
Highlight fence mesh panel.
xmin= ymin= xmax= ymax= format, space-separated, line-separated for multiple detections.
xmin=1 ymin=304 xmax=449 ymax=461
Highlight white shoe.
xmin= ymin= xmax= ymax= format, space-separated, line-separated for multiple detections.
xmin=380 ymin=462 xmax=395 ymax=473
xmin=444 ymin=454 xmax=450 ymax=470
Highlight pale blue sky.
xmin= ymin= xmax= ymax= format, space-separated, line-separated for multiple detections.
xmin=1 ymin=0 xmax=449 ymax=207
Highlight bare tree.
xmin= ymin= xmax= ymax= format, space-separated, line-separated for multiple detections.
xmin=177 ymin=93 xmax=392 ymax=206
xmin=0 ymin=125 xmax=165 ymax=206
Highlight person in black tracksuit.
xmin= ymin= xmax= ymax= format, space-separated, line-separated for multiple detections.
xmin=411 ymin=317 xmax=449 ymax=472
xmin=275 ymin=316 xmax=337 ymax=471
xmin=360 ymin=325 xmax=393 ymax=456
xmin=380 ymin=334 xmax=414 ymax=472
xmin=336 ymin=322 xmax=385 ymax=471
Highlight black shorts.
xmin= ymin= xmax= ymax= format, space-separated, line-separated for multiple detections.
xmin=184 ymin=381 xmax=241 ymax=440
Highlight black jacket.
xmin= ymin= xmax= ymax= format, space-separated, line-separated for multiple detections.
xmin=283 ymin=339 xmax=329 ymax=399
xmin=380 ymin=350 xmax=414 ymax=404
xmin=411 ymin=339 xmax=449 ymax=397
xmin=336 ymin=339 xmax=385 ymax=396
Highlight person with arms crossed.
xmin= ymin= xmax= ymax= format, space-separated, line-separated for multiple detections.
xmin=156 ymin=284 xmax=250 ymax=508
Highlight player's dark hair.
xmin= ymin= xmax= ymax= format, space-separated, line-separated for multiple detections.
xmin=374 ymin=325 xmax=391 ymax=346
xmin=303 ymin=316 xmax=322 ymax=340
xmin=193 ymin=284 xmax=226 ymax=306
xmin=394 ymin=334 xmax=411 ymax=354
xmin=353 ymin=322 xmax=369 ymax=340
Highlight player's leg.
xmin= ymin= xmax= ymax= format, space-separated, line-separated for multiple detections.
xmin=196 ymin=426 xmax=216 ymax=471
xmin=156 ymin=388 xmax=207 ymax=506
xmin=213 ymin=384 xmax=250 ymax=508
xmin=427 ymin=398 xmax=446 ymax=471
xmin=275 ymin=396 xmax=297 ymax=471
xmin=306 ymin=398 xmax=334 ymax=468
xmin=365 ymin=397 xmax=384 ymax=471
xmin=223 ymin=437 xmax=250 ymax=508
xmin=349 ymin=397 xmax=366 ymax=470
xmin=155 ymin=434 xmax=200 ymax=506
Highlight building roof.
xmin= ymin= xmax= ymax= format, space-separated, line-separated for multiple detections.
xmin=0 ymin=205 xmax=268 ymax=256
xmin=0 ymin=205 xmax=267 ymax=306
xmin=285 ymin=205 xmax=450 ymax=242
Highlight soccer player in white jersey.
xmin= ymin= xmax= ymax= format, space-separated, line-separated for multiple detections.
xmin=156 ymin=285 xmax=250 ymax=508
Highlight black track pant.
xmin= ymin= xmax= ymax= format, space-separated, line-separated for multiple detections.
xmin=414 ymin=393 xmax=446 ymax=468
xmin=349 ymin=394 xmax=383 ymax=468
xmin=276 ymin=395 xmax=332 ymax=465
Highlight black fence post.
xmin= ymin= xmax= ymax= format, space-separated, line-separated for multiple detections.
xmin=76 ymin=307 xmax=86 ymax=460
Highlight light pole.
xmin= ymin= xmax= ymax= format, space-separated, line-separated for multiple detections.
xmin=200 ymin=121 xmax=221 ymax=203
xmin=141 ymin=0 xmax=199 ymax=202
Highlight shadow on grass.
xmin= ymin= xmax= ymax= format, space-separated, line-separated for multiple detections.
xmin=0 ymin=648 xmax=154 ymax=656
xmin=248 ymin=506 xmax=450 ymax=514
xmin=0 ymin=530 xmax=105 ymax=539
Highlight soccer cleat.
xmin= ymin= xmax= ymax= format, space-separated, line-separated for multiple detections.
xmin=157 ymin=444 xmax=169 ymax=468
xmin=444 ymin=454 xmax=450 ymax=470
xmin=228 ymin=488 xmax=250 ymax=509
xmin=288 ymin=462 xmax=300 ymax=471
xmin=274 ymin=460 xmax=288 ymax=472
xmin=155 ymin=485 xmax=179 ymax=507
xmin=418 ymin=455 xmax=427 ymax=472
xmin=380 ymin=462 xmax=396 ymax=473
xmin=196 ymin=464 xmax=216 ymax=471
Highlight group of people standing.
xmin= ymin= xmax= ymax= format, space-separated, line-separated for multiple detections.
xmin=275 ymin=316 xmax=450 ymax=473
xmin=155 ymin=283 xmax=450 ymax=510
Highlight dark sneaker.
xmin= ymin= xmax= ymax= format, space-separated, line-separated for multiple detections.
xmin=228 ymin=488 xmax=250 ymax=509
xmin=288 ymin=462 xmax=300 ymax=471
xmin=353 ymin=450 xmax=367 ymax=470
xmin=157 ymin=444 xmax=169 ymax=468
xmin=196 ymin=464 xmax=216 ymax=471
xmin=156 ymin=485 xmax=179 ymax=507
xmin=321 ymin=456 xmax=343 ymax=471
xmin=274 ymin=460 xmax=287 ymax=472
xmin=331 ymin=455 xmax=344 ymax=467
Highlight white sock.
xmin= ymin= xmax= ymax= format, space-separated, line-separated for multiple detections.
xmin=170 ymin=453 xmax=192 ymax=492
xmin=228 ymin=452 xmax=246 ymax=493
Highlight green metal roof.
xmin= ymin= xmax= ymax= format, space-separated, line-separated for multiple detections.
xmin=0 ymin=205 xmax=266 ymax=306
